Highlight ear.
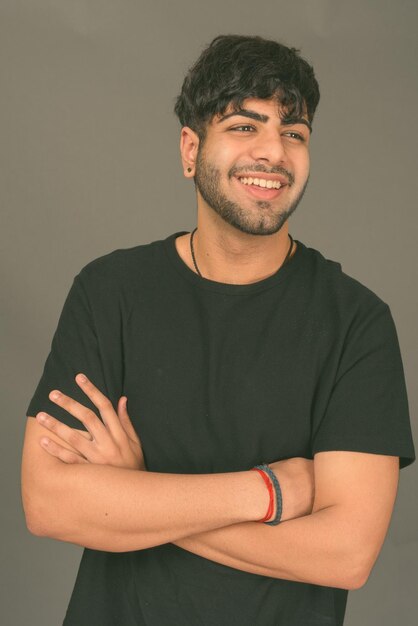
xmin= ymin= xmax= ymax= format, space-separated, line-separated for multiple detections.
xmin=180 ymin=127 xmax=200 ymax=178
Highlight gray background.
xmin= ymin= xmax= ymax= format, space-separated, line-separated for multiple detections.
xmin=2 ymin=0 xmax=417 ymax=624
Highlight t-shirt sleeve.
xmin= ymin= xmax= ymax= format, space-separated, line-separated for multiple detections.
xmin=26 ymin=269 xmax=114 ymax=430
xmin=311 ymin=301 xmax=416 ymax=469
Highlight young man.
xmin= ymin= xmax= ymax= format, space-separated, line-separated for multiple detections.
xmin=22 ymin=35 xmax=415 ymax=626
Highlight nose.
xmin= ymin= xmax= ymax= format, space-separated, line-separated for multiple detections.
xmin=249 ymin=130 xmax=286 ymax=165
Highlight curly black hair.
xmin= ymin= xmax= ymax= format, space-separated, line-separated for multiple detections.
xmin=174 ymin=34 xmax=320 ymax=143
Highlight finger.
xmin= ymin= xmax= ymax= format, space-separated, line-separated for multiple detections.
xmin=74 ymin=374 xmax=125 ymax=437
xmin=36 ymin=412 xmax=94 ymax=458
xmin=48 ymin=386 xmax=108 ymax=442
xmin=118 ymin=397 xmax=141 ymax=444
xmin=39 ymin=436 xmax=89 ymax=464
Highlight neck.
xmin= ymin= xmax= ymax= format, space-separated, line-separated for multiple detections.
xmin=186 ymin=211 xmax=295 ymax=285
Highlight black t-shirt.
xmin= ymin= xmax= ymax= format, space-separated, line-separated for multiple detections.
xmin=26 ymin=231 xmax=416 ymax=626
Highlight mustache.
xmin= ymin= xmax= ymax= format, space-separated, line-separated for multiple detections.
xmin=230 ymin=165 xmax=295 ymax=186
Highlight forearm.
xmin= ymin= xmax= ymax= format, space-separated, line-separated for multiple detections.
xmin=34 ymin=462 xmax=267 ymax=552
xmin=172 ymin=506 xmax=364 ymax=590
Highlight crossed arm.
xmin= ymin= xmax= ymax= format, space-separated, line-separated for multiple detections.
xmin=21 ymin=374 xmax=400 ymax=591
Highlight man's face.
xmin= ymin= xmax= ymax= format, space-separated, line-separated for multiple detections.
xmin=194 ymin=97 xmax=311 ymax=236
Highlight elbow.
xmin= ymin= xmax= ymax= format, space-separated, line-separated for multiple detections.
xmin=22 ymin=483 xmax=41 ymax=536
xmin=346 ymin=533 xmax=384 ymax=590
xmin=343 ymin=549 xmax=373 ymax=590
xmin=21 ymin=480 xmax=58 ymax=539
xmin=325 ymin=543 xmax=370 ymax=590
xmin=25 ymin=515 xmax=46 ymax=538
xmin=348 ymin=567 xmax=369 ymax=590
xmin=331 ymin=568 xmax=366 ymax=591
xmin=329 ymin=569 xmax=365 ymax=591
xmin=348 ymin=553 xmax=376 ymax=590
xmin=23 ymin=498 xmax=52 ymax=538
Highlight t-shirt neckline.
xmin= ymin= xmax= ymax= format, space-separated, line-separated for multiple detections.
xmin=163 ymin=230 xmax=306 ymax=295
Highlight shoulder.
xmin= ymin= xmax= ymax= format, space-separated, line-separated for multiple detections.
xmin=74 ymin=234 xmax=170 ymax=291
xmin=300 ymin=241 xmax=389 ymax=317
xmin=64 ymin=234 xmax=174 ymax=313
xmin=80 ymin=239 xmax=160 ymax=277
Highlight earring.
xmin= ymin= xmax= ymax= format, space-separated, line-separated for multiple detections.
xmin=187 ymin=167 xmax=192 ymax=173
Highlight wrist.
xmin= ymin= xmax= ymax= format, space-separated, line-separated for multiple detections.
xmin=242 ymin=469 xmax=273 ymax=522
xmin=272 ymin=458 xmax=315 ymax=522
xmin=253 ymin=464 xmax=283 ymax=525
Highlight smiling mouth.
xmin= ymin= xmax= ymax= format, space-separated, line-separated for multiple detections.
xmin=237 ymin=176 xmax=285 ymax=189
xmin=235 ymin=175 xmax=288 ymax=198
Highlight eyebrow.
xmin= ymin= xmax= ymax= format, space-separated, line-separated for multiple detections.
xmin=217 ymin=108 xmax=312 ymax=133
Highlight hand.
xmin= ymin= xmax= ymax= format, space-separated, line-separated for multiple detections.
xmin=267 ymin=457 xmax=315 ymax=522
xmin=35 ymin=373 xmax=146 ymax=470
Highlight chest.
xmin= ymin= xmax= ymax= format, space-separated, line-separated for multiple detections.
xmin=122 ymin=291 xmax=336 ymax=472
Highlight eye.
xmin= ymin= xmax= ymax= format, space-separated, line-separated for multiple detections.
xmin=230 ymin=125 xmax=256 ymax=132
xmin=283 ymin=131 xmax=306 ymax=143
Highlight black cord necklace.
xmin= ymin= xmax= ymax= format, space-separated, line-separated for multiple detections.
xmin=189 ymin=227 xmax=294 ymax=279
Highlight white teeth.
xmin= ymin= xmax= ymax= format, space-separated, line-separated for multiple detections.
xmin=239 ymin=177 xmax=282 ymax=189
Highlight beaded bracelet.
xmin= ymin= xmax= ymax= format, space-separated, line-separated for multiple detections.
xmin=252 ymin=463 xmax=283 ymax=526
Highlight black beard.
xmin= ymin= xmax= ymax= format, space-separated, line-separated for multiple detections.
xmin=194 ymin=150 xmax=309 ymax=236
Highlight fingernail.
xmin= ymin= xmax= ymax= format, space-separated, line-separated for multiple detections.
xmin=50 ymin=391 xmax=61 ymax=400
xmin=77 ymin=374 xmax=87 ymax=383
xmin=37 ymin=413 xmax=47 ymax=422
